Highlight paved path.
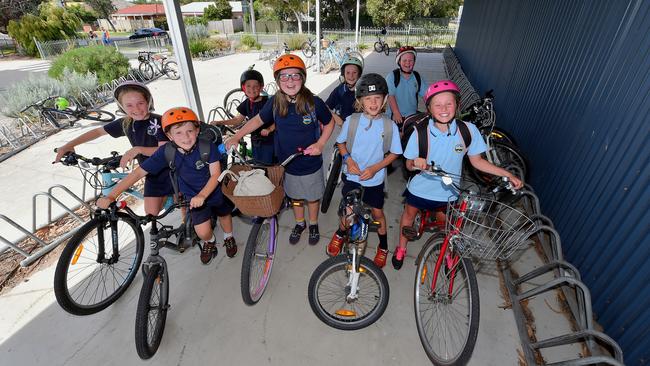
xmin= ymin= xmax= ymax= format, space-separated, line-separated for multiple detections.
xmin=0 ymin=51 xmax=577 ymax=365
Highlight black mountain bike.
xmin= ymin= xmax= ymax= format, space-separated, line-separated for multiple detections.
xmin=21 ymin=96 xmax=114 ymax=129
xmin=374 ymin=29 xmax=390 ymax=56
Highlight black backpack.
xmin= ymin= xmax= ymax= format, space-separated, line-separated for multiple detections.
xmin=164 ymin=122 xmax=225 ymax=194
xmin=401 ymin=112 xmax=473 ymax=159
xmin=393 ymin=68 xmax=422 ymax=101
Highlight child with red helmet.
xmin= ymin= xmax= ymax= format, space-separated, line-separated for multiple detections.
xmin=392 ymin=80 xmax=523 ymax=270
xmin=226 ymin=55 xmax=335 ymax=246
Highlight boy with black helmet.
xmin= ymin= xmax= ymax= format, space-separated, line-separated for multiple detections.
xmin=326 ymin=73 xmax=402 ymax=268
xmin=325 ymin=55 xmax=364 ymax=126
xmin=385 ymin=46 xmax=429 ymax=125
xmin=212 ymin=66 xmax=274 ymax=164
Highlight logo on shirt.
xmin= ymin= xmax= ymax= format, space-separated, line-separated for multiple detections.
xmin=147 ymin=118 xmax=160 ymax=136
xmin=302 ymin=114 xmax=313 ymax=125
xmin=454 ymin=144 xmax=465 ymax=153
xmin=195 ymin=160 xmax=206 ymax=170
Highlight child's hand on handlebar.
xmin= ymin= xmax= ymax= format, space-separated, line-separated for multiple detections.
xmin=190 ymin=195 xmax=205 ymax=209
xmin=413 ymin=157 xmax=428 ymax=170
xmin=96 ymin=196 xmax=114 ymax=209
xmin=304 ymin=143 xmax=324 ymax=156
xmin=54 ymin=145 xmax=74 ymax=163
xmin=506 ymin=174 xmax=524 ymax=190
xmin=119 ymin=147 xmax=139 ymax=168
xmin=224 ymin=137 xmax=240 ymax=151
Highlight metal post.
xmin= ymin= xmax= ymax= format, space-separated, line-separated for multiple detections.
xmin=249 ymin=0 xmax=256 ymax=34
xmin=316 ymin=0 xmax=320 ymax=73
xmin=161 ymin=0 xmax=205 ymax=120
xmin=355 ymin=0 xmax=360 ymax=44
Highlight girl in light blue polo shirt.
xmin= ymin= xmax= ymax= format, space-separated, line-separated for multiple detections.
xmin=393 ymin=80 xmax=524 ymax=270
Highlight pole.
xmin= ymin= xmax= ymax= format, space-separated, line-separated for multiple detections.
xmin=355 ymin=0 xmax=360 ymax=44
xmin=307 ymin=0 xmax=310 ymax=34
xmin=316 ymin=0 xmax=320 ymax=73
xmin=249 ymin=0 xmax=256 ymax=34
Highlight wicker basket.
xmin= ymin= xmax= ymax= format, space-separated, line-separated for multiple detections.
xmin=222 ymin=164 xmax=285 ymax=217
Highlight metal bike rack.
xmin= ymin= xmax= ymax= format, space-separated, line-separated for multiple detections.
xmin=0 ymin=184 xmax=93 ymax=267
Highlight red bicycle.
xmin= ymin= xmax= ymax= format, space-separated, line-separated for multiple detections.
xmin=412 ymin=166 xmax=536 ymax=365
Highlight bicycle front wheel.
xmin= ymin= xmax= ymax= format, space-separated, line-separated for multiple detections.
xmin=320 ymin=151 xmax=342 ymax=214
xmin=53 ymin=213 xmax=144 ymax=315
xmin=308 ymin=255 xmax=389 ymax=330
xmin=374 ymin=41 xmax=383 ymax=53
xmin=84 ymin=109 xmax=115 ymax=122
xmin=163 ymin=61 xmax=180 ymax=80
xmin=414 ymin=234 xmax=479 ymax=366
xmin=470 ymin=140 xmax=528 ymax=185
xmin=139 ymin=62 xmax=155 ymax=81
xmin=384 ymin=44 xmax=390 ymax=56
xmin=240 ymin=216 xmax=278 ymax=305
xmin=301 ymin=42 xmax=314 ymax=58
xmin=135 ymin=264 xmax=169 ymax=360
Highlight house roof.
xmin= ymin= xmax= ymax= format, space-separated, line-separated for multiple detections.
xmin=180 ymin=1 xmax=243 ymax=14
xmin=114 ymin=4 xmax=166 ymax=16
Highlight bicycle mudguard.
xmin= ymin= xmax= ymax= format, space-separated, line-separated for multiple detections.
xmin=414 ymin=231 xmax=447 ymax=266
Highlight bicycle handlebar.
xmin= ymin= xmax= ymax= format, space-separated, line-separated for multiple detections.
xmin=53 ymin=148 xmax=122 ymax=169
xmin=415 ymin=163 xmax=518 ymax=195
xmin=112 ymin=200 xmax=187 ymax=224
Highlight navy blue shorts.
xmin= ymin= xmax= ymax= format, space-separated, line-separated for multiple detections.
xmin=144 ymin=170 xmax=175 ymax=197
xmin=341 ymin=175 xmax=385 ymax=210
xmin=403 ymin=188 xmax=447 ymax=211
xmin=190 ymin=199 xmax=234 ymax=225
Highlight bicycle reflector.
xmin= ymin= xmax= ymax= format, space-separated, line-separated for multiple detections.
xmin=116 ymin=201 xmax=127 ymax=209
xmin=335 ymin=309 xmax=357 ymax=317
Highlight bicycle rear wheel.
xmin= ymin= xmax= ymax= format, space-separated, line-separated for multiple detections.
xmin=320 ymin=151 xmax=342 ymax=214
xmin=134 ymin=264 xmax=169 ymax=360
xmin=414 ymin=234 xmax=479 ymax=366
xmin=308 ymin=255 xmax=389 ymax=330
xmin=139 ymin=62 xmax=155 ymax=81
xmin=384 ymin=44 xmax=390 ymax=56
xmin=469 ymin=140 xmax=528 ymax=185
xmin=240 ymin=216 xmax=278 ymax=305
xmin=53 ymin=213 xmax=144 ymax=315
xmin=84 ymin=109 xmax=115 ymax=122
xmin=374 ymin=42 xmax=383 ymax=53
xmin=301 ymin=42 xmax=314 ymax=58
xmin=163 ymin=61 xmax=180 ymax=80
xmin=223 ymin=88 xmax=246 ymax=118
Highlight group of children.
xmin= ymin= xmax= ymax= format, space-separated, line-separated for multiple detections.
xmin=57 ymin=47 xmax=522 ymax=271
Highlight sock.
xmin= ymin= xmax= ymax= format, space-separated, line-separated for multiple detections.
xmin=309 ymin=222 xmax=318 ymax=228
xmin=378 ymin=233 xmax=388 ymax=250
xmin=296 ymin=218 xmax=306 ymax=227
xmin=202 ymin=234 xmax=216 ymax=245
xmin=336 ymin=228 xmax=346 ymax=237
xmin=223 ymin=232 xmax=233 ymax=240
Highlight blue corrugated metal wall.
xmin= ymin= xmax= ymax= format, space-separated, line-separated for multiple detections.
xmin=456 ymin=0 xmax=649 ymax=364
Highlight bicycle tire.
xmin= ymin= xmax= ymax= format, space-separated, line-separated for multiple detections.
xmin=134 ymin=264 xmax=168 ymax=360
xmin=320 ymin=152 xmax=342 ymax=214
xmin=374 ymin=42 xmax=383 ymax=53
xmin=53 ymin=213 xmax=144 ymax=315
xmin=414 ymin=234 xmax=479 ymax=366
xmin=163 ymin=60 xmax=180 ymax=80
xmin=469 ymin=140 xmax=529 ymax=185
xmin=139 ymin=62 xmax=155 ymax=81
xmin=308 ymin=255 xmax=389 ymax=330
xmin=42 ymin=109 xmax=62 ymax=128
xmin=84 ymin=109 xmax=115 ymax=122
xmin=240 ymin=216 xmax=278 ymax=305
xmin=301 ymin=42 xmax=314 ymax=58
xmin=384 ymin=44 xmax=390 ymax=56
xmin=480 ymin=126 xmax=518 ymax=147
xmin=223 ymin=88 xmax=246 ymax=118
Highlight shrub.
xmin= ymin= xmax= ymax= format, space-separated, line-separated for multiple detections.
xmin=285 ymin=34 xmax=307 ymax=50
xmin=240 ymin=34 xmax=259 ymax=48
xmin=48 ymin=46 xmax=130 ymax=84
xmin=186 ymin=24 xmax=210 ymax=40
xmin=184 ymin=16 xmax=207 ymax=26
xmin=189 ymin=39 xmax=212 ymax=57
xmin=358 ymin=43 xmax=369 ymax=51
xmin=210 ymin=37 xmax=231 ymax=50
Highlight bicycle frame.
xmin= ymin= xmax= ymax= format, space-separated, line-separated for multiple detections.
xmin=428 ymin=198 xmax=468 ymax=294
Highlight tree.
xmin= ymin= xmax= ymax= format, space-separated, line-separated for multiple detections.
xmin=7 ymin=4 xmax=81 ymax=56
xmin=325 ymin=0 xmax=356 ymax=30
xmin=416 ymin=0 xmax=463 ymax=18
xmin=0 ymin=0 xmax=44 ymax=31
xmin=66 ymin=4 xmax=99 ymax=24
xmin=204 ymin=0 xmax=232 ymax=20
xmin=85 ymin=0 xmax=117 ymax=31
xmin=257 ymin=0 xmax=306 ymax=33
xmin=366 ymin=0 xmax=416 ymax=27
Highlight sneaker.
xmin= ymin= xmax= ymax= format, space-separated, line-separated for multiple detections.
xmin=374 ymin=248 xmax=389 ymax=268
xmin=392 ymin=246 xmax=407 ymax=270
xmin=327 ymin=233 xmax=345 ymax=257
xmin=308 ymin=225 xmax=320 ymax=245
xmin=200 ymin=241 xmax=217 ymax=265
xmin=224 ymin=236 xmax=237 ymax=258
xmin=289 ymin=223 xmax=306 ymax=245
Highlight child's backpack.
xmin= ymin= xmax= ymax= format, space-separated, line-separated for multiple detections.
xmin=402 ymin=112 xmax=473 ymax=160
xmin=393 ymin=69 xmax=422 ymax=100
xmin=164 ymin=122 xmax=225 ymax=194
xmin=345 ymin=113 xmax=394 ymax=155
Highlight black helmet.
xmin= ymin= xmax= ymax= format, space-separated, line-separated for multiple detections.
xmin=355 ymin=73 xmax=388 ymax=98
xmin=240 ymin=69 xmax=264 ymax=87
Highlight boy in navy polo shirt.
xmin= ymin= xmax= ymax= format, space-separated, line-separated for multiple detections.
xmin=326 ymin=55 xmax=363 ymax=125
xmin=212 ymin=68 xmax=275 ymax=164
xmin=98 ymin=107 xmax=237 ymax=265
xmin=327 ymin=73 xmax=402 ymax=268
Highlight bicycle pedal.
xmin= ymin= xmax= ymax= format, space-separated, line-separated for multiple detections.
xmin=402 ymin=226 xmax=418 ymax=241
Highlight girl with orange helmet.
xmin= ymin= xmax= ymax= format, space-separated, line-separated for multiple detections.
xmin=226 ymin=54 xmax=335 ymax=246
xmin=54 ymin=81 xmax=173 ymax=216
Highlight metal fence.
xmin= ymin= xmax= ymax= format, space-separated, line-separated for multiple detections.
xmin=0 ymin=38 xmax=17 ymax=57
xmin=34 ymin=36 xmax=171 ymax=60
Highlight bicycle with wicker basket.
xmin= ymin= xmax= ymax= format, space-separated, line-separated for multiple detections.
xmin=412 ymin=164 xmax=537 ymax=366
xmin=218 ymin=148 xmax=305 ymax=305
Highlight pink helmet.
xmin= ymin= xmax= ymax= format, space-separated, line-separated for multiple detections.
xmin=423 ymin=80 xmax=460 ymax=106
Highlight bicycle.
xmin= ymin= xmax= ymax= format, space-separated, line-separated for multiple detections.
xmin=219 ymin=149 xmax=305 ymax=305
xmin=267 ymin=42 xmax=291 ymax=70
xmin=52 ymin=150 xmax=174 ymax=316
xmin=320 ymin=146 xmax=343 ymax=213
xmin=20 ymin=96 xmax=115 ymax=129
xmin=320 ymin=41 xmax=365 ymax=73
xmin=308 ymin=187 xmax=389 ymax=330
xmin=412 ymin=165 xmax=536 ymax=365
xmin=137 ymin=51 xmax=180 ymax=81
xmin=301 ymin=37 xmax=317 ymax=58
xmin=374 ymin=29 xmax=390 ymax=56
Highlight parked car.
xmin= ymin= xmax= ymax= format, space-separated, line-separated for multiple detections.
xmin=129 ymin=28 xmax=168 ymax=40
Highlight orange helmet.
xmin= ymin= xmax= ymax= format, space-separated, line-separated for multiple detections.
xmin=162 ymin=107 xmax=199 ymax=131
xmin=273 ymin=54 xmax=306 ymax=77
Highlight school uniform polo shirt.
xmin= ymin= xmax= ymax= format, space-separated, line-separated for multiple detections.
xmin=404 ymin=119 xmax=486 ymax=202
xmin=103 ymin=114 xmax=168 ymax=164
xmin=336 ymin=113 xmax=402 ymax=187
xmin=326 ymin=84 xmax=357 ymax=121
xmin=385 ymin=71 xmax=428 ymax=118
xmin=141 ymin=143 xmax=226 ymax=206
xmin=236 ymin=96 xmax=273 ymax=144
xmin=259 ymin=95 xmax=332 ymax=176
